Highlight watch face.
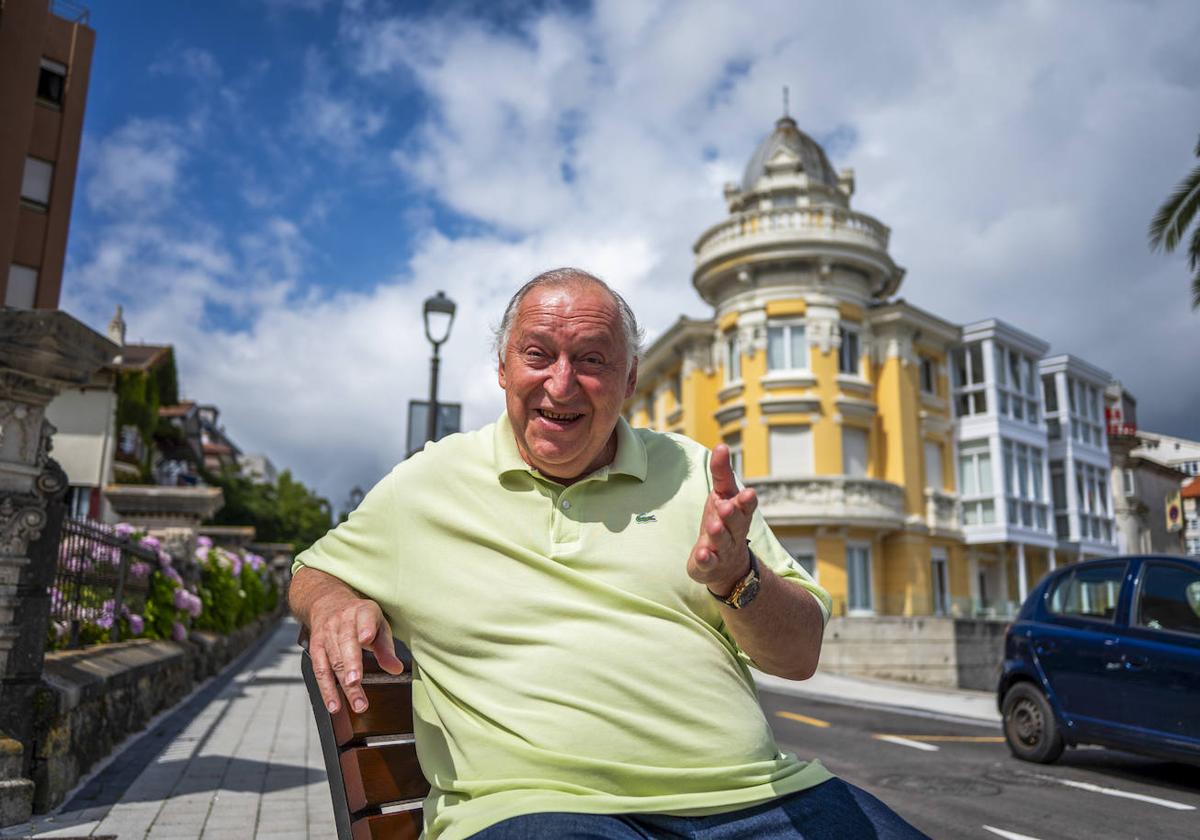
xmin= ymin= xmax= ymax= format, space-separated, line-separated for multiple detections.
xmin=734 ymin=577 xmax=761 ymax=608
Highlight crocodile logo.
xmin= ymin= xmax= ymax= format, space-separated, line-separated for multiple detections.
xmin=635 ymin=512 xmax=657 ymax=524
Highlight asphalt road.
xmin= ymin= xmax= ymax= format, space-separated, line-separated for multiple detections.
xmin=758 ymin=686 xmax=1200 ymax=840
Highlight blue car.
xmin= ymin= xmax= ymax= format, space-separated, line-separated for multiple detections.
xmin=998 ymin=554 xmax=1200 ymax=764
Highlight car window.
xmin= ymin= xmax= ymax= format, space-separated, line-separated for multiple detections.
xmin=1048 ymin=563 xmax=1125 ymax=622
xmin=1135 ymin=562 xmax=1200 ymax=637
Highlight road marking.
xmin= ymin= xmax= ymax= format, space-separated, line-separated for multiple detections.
xmin=871 ymin=734 xmax=939 ymax=751
xmin=775 ymin=711 xmax=830 ymax=728
xmin=882 ymin=735 xmax=1004 ymax=743
xmin=983 ymin=825 xmax=1044 ymax=840
xmin=1036 ymin=775 xmax=1196 ymax=811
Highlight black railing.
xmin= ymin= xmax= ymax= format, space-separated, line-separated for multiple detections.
xmin=51 ymin=518 xmax=159 ymax=648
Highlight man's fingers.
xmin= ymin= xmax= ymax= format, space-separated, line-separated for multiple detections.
xmin=710 ymin=444 xmax=739 ymax=499
xmin=370 ymin=616 xmax=406 ymax=676
xmin=309 ymin=643 xmax=344 ymax=714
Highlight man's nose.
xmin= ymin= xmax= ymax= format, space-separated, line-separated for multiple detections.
xmin=544 ymin=356 xmax=579 ymax=399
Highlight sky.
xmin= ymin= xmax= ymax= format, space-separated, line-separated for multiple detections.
xmin=62 ymin=0 xmax=1200 ymax=510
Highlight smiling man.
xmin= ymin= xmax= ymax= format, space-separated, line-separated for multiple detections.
xmin=290 ymin=268 xmax=926 ymax=839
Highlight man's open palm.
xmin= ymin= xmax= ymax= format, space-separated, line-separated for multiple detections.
xmin=687 ymin=444 xmax=758 ymax=595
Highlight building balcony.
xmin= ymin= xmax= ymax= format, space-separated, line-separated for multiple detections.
xmin=694 ymin=206 xmax=890 ymax=273
xmin=925 ymin=489 xmax=962 ymax=535
xmin=747 ymin=475 xmax=906 ymax=529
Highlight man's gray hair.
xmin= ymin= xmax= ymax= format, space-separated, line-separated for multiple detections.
xmin=492 ymin=268 xmax=644 ymax=366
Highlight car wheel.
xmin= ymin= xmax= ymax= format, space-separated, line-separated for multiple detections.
xmin=1002 ymin=682 xmax=1064 ymax=764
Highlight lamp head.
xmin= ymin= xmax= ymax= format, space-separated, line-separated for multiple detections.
xmin=423 ymin=290 xmax=456 ymax=345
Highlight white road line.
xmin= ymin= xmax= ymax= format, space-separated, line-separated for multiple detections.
xmin=982 ymin=825 xmax=1044 ymax=840
xmin=1041 ymin=776 xmax=1196 ymax=811
xmin=871 ymin=734 xmax=939 ymax=752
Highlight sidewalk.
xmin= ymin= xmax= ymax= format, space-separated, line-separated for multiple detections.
xmin=755 ymin=669 xmax=1001 ymax=725
xmin=6 ymin=621 xmax=1000 ymax=839
xmin=6 ymin=618 xmax=336 ymax=839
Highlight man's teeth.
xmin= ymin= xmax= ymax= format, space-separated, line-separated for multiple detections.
xmin=540 ymin=410 xmax=581 ymax=421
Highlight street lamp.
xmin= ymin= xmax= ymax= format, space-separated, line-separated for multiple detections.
xmin=422 ymin=290 xmax=456 ymax=446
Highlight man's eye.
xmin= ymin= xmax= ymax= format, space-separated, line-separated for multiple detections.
xmin=581 ymin=355 xmax=604 ymax=366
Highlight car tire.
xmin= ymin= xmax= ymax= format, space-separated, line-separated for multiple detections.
xmin=1002 ymin=682 xmax=1064 ymax=764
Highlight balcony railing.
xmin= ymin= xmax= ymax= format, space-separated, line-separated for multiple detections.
xmin=747 ymin=475 xmax=906 ymax=529
xmin=694 ymin=206 xmax=890 ymax=267
xmin=925 ymin=489 xmax=961 ymax=533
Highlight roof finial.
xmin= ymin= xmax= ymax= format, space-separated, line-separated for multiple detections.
xmin=782 ymin=85 xmax=789 ymax=118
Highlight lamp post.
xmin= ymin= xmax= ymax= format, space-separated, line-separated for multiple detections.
xmin=423 ymin=290 xmax=456 ymax=446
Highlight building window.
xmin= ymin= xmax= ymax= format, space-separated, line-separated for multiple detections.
xmin=1051 ymin=462 xmax=1069 ymax=539
xmin=1122 ymin=469 xmax=1136 ymax=497
xmin=838 ymin=324 xmax=860 ymax=375
xmin=843 ymin=427 xmax=868 ymax=476
xmin=21 ymin=157 xmax=53 ymax=207
xmin=957 ymin=439 xmax=995 ymax=525
xmin=924 ymin=440 xmax=943 ymax=490
xmin=1002 ymin=440 xmax=1048 ymax=531
xmin=1075 ymin=462 xmax=1112 ymax=543
xmin=995 ymin=345 xmax=1038 ymax=424
xmin=768 ymin=424 xmax=813 ymax=477
xmin=725 ymin=432 xmax=743 ymax=479
xmin=37 ymin=58 xmax=67 ymax=105
xmin=1067 ymin=377 xmax=1104 ymax=447
xmin=724 ymin=332 xmax=741 ymax=383
xmin=5 ymin=264 xmax=38 ymax=309
xmin=767 ymin=322 xmax=807 ymax=372
xmin=783 ymin=538 xmax=817 ymax=579
xmin=920 ymin=356 xmax=937 ymax=395
xmin=847 ymin=544 xmax=873 ymax=613
xmin=952 ymin=343 xmax=987 ymax=416
xmin=931 ymin=548 xmax=950 ymax=616
xmin=65 ymin=486 xmax=92 ymax=520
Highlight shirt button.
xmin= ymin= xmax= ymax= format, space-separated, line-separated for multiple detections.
xmin=561 ymin=499 xmax=571 ymax=511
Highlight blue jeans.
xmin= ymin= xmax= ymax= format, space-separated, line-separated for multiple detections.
xmin=470 ymin=778 xmax=930 ymax=839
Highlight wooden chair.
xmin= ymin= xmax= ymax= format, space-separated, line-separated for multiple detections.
xmin=300 ymin=633 xmax=429 ymax=840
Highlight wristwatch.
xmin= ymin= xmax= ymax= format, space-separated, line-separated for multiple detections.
xmin=708 ymin=545 xmax=761 ymax=609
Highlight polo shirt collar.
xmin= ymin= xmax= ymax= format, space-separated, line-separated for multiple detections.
xmin=492 ymin=412 xmax=647 ymax=482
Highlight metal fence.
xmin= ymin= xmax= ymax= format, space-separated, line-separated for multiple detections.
xmin=51 ymin=518 xmax=160 ymax=648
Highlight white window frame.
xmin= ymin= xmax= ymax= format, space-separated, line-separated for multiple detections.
xmin=957 ymin=439 xmax=995 ymax=526
xmin=920 ymin=356 xmax=937 ymax=395
xmin=837 ymin=323 xmax=861 ymax=376
xmin=782 ymin=537 xmax=817 ymax=580
xmin=931 ymin=548 xmax=950 ymax=616
xmin=725 ymin=432 xmax=743 ymax=480
xmin=842 ymin=426 xmax=869 ymax=477
xmin=766 ymin=320 xmax=808 ymax=373
xmin=724 ymin=332 xmax=741 ymax=383
xmin=21 ymin=157 xmax=53 ymax=206
xmin=953 ymin=343 xmax=987 ymax=417
xmin=768 ymin=424 xmax=813 ymax=477
xmin=847 ymin=543 xmax=874 ymax=615
xmin=5 ymin=264 xmax=38 ymax=309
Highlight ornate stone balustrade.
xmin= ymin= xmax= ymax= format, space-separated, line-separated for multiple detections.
xmin=746 ymin=475 xmax=906 ymax=529
xmin=694 ymin=206 xmax=890 ymax=267
xmin=925 ymin=488 xmax=962 ymax=535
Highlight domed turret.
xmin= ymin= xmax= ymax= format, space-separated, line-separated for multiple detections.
xmin=741 ymin=115 xmax=839 ymax=194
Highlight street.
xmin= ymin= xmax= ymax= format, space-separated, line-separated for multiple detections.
xmin=759 ymin=687 xmax=1200 ymax=840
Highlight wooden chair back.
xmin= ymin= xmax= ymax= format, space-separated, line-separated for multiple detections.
xmin=299 ymin=634 xmax=429 ymax=840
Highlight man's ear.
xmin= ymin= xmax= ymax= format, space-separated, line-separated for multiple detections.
xmin=625 ymin=358 xmax=638 ymax=399
xmin=498 ymin=355 xmax=507 ymax=390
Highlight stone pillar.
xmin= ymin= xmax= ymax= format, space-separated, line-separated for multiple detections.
xmin=1048 ymin=547 xmax=1056 ymax=570
xmin=0 ymin=310 xmax=116 ymax=825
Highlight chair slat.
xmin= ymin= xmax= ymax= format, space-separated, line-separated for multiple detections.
xmin=330 ymin=676 xmax=416 ymax=746
xmin=340 ymin=742 xmax=430 ymax=812
xmin=350 ymin=810 xmax=424 ymax=840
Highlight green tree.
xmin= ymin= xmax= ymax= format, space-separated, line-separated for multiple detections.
xmin=1149 ymin=133 xmax=1200 ymax=309
xmin=205 ymin=468 xmax=332 ymax=553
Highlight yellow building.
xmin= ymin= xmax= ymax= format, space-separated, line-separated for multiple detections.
xmin=628 ymin=114 xmax=967 ymax=618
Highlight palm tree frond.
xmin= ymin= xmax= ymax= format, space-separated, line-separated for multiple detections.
xmin=1192 ymin=272 xmax=1200 ymax=310
xmin=1149 ymin=164 xmax=1200 ymax=251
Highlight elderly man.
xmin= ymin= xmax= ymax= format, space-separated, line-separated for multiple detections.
xmin=290 ymin=269 xmax=926 ymax=839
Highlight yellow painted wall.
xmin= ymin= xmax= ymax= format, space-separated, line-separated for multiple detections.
xmin=816 ymin=534 xmax=847 ymax=617
xmin=874 ymin=353 xmax=925 ymax=516
xmin=812 ymin=341 xmax=842 ymax=474
xmin=880 ymin=534 xmax=933 ymax=616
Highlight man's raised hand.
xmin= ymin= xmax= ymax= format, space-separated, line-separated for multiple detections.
xmin=687 ymin=443 xmax=759 ymax=597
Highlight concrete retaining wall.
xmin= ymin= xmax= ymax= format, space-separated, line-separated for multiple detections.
xmin=28 ymin=613 xmax=282 ymax=814
xmin=819 ymin=616 xmax=1009 ymax=691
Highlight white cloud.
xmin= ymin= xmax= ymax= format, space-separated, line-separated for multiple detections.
xmin=85 ymin=119 xmax=186 ymax=214
xmin=64 ymin=0 xmax=1200 ymax=508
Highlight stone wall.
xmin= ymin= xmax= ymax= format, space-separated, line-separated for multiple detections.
xmin=819 ymin=615 xmax=1009 ymax=691
xmin=29 ymin=612 xmax=282 ymax=814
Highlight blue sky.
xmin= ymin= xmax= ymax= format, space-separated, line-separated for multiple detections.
xmin=62 ymin=0 xmax=1200 ymax=507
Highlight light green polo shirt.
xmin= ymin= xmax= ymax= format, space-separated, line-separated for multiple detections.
xmin=294 ymin=414 xmax=833 ymax=840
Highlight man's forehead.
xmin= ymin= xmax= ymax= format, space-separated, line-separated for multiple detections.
xmin=513 ymin=286 xmax=622 ymax=335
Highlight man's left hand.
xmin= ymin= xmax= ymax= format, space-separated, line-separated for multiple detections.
xmin=688 ymin=443 xmax=758 ymax=598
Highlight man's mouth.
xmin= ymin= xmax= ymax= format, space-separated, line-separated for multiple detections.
xmin=536 ymin=409 xmax=583 ymax=425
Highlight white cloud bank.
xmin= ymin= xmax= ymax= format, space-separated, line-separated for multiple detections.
xmin=63 ymin=0 xmax=1200 ymax=508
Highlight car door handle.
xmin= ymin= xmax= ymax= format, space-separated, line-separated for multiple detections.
xmin=1124 ymin=655 xmax=1149 ymax=672
xmin=1104 ymin=660 xmax=1122 ymax=671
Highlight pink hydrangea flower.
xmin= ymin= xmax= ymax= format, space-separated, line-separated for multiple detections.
xmin=172 ymin=622 xmax=187 ymax=642
xmin=115 ymin=522 xmax=135 ymax=538
xmin=128 ymin=613 xmax=144 ymax=636
xmin=139 ymin=535 xmax=161 ymax=551
xmin=196 ymin=536 xmax=213 ymax=549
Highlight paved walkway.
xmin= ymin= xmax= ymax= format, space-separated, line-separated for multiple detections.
xmin=6 ymin=619 xmax=336 ymax=839
xmin=5 ymin=619 xmax=1000 ymax=839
